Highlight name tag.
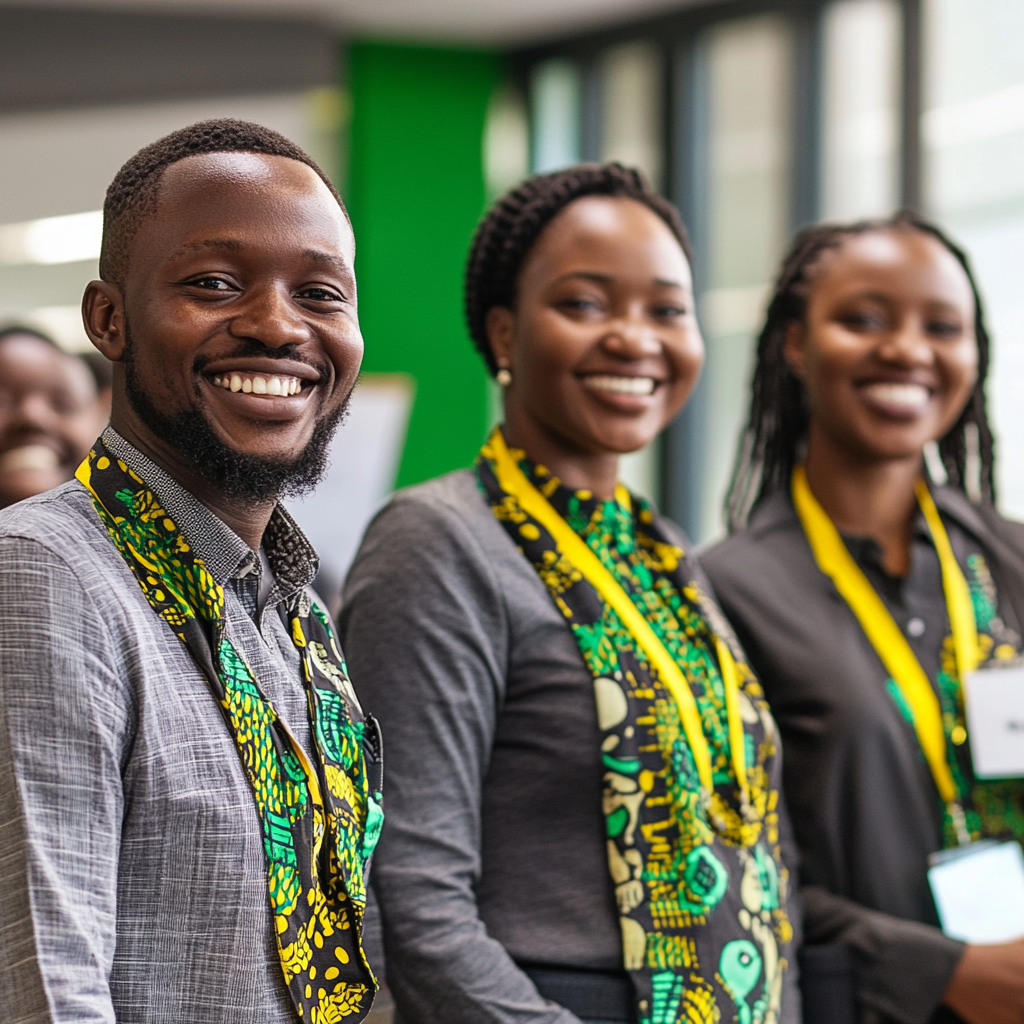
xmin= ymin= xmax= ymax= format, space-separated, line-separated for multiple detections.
xmin=929 ymin=840 xmax=1024 ymax=943
xmin=963 ymin=665 xmax=1024 ymax=778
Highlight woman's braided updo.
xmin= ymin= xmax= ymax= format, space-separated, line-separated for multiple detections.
xmin=464 ymin=162 xmax=692 ymax=375
xmin=724 ymin=211 xmax=996 ymax=532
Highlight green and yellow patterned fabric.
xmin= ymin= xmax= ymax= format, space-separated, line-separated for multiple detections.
xmin=476 ymin=428 xmax=794 ymax=1024
xmin=77 ymin=439 xmax=382 ymax=1023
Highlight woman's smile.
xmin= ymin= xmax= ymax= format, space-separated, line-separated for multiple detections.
xmin=579 ymin=373 xmax=661 ymax=397
xmin=855 ymin=378 xmax=933 ymax=419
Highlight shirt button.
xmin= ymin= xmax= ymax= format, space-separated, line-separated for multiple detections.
xmin=951 ymin=725 xmax=968 ymax=746
xmin=907 ymin=617 xmax=926 ymax=637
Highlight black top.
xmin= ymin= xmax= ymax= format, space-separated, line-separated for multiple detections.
xmin=702 ymin=487 xmax=1024 ymax=1024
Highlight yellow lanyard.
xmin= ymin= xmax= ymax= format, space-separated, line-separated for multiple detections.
xmin=792 ymin=465 xmax=979 ymax=814
xmin=490 ymin=429 xmax=749 ymax=808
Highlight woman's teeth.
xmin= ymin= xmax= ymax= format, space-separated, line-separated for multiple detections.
xmin=582 ymin=375 xmax=657 ymax=396
xmin=861 ymin=382 xmax=930 ymax=409
xmin=211 ymin=373 xmax=303 ymax=396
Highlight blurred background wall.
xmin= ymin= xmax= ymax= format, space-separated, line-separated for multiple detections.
xmin=0 ymin=0 xmax=1021 ymax=565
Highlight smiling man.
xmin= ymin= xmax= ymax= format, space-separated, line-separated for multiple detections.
xmin=0 ymin=326 xmax=110 ymax=508
xmin=0 ymin=120 xmax=382 ymax=1024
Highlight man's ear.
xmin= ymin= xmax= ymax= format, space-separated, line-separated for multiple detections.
xmin=782 ymin=320 xmax=808 ymax=382
xmin=485 ymin=306 xmax=515 ymax=371
xmin=82 ymin=281 xmax=127 ymax=362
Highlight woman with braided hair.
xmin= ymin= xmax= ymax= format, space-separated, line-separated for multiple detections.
xmin=339 ymin=164 xmax=800 ymax=1024
xmin=703 ymin=213 xmax=1024 ymax=1024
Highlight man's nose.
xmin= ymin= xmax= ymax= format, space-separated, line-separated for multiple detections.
xmin=228 ymin=286 xmax=310 ymax=349
xmin=8 ymin=392 xmax=58 ymax=430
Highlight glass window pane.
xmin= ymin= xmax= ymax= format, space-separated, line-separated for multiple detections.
xmin=530 ymin=58 xmax=582 ymax=173
xmin=696 ymin=15 xmax=793 ymax=540
xmin=485 ymin=84 xmax=529 ymax=200
xmin=923 ymin=0 xmax=1024 ymax=514
xmin=822 ymin=0 xmax=901 ymax=219
xmin=599 ymin=41 xmax=664 ymax=190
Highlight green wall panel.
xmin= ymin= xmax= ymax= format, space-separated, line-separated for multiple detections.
xmin=347 ymin=42 xmax=499 ymax=488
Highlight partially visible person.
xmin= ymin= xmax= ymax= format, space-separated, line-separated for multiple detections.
xmin=340 ymin=164 xmax=800 ymax=1024
xmin=0 ymin=120 xmax=382 ymax=1024
xmin=703 ymin=213 xmax=1024 ymax=1024
xmin=0 ymin=325 xmax=110 ymax=507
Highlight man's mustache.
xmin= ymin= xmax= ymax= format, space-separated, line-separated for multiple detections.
xmin=192 ymin=341 xmax=329 ymax=379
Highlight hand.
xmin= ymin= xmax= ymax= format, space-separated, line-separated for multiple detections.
xmin=943 ymin=938 xmax=1024 ymax=1024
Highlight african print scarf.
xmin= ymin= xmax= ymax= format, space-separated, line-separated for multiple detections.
xmin=476 ymin=428 xmax=794 ymax=1024
xmin=77 ymin=439 xmax=382 ymax=1024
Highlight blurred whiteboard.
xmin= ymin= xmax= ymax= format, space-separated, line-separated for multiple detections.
xmin=287 ymin=374 xmax=413 ymax=609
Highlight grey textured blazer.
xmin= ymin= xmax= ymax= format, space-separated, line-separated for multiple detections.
xmin=339 ymin=469 xmax=802 ymax=1024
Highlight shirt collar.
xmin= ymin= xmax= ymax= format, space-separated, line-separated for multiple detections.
xmin=748 ymin=480 xmax=990 ymax=548
xmin=100 ymin=428 xmax=319 ymax=598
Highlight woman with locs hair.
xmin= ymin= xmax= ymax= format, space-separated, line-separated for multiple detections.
xmin=703 ymin=212 xmax=1024 ymax=1024
xmin=339 ymin=164 xmax=801 ymax=1024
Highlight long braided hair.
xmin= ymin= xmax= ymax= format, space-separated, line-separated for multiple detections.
xmin=724 ymin=211 xmax=996 ymax=532
xmin=465 ymin=163 xmax=691 ymax=375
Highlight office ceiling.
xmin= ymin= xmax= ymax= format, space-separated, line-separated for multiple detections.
xmin=0 ymin=0 xmax=713 ymax=44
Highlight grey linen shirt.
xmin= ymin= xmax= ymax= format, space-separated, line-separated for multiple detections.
xmin=0 ymin=428 xmax=327 ymax=1024
xmin=338 ymin=470 xmax=801 ymax=1024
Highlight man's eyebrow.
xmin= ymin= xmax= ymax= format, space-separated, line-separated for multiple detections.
xmin=302 ymin=249 xmax=350 ymax=272
xmin=166 ymin=240 xmax=349 ymax=272
xmin=168 ymin=238 xmax=244 ymax=260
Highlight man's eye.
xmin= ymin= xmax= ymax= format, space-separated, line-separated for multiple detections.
xmin=51 ymin=395 xmax=85 ymax=415
xmin=298 ymin=287 xmax=343 ymax=302
xmin=188 ymin=277 xmax=232 ymax=291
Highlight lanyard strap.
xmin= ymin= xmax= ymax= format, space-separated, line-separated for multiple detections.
xmin=490 ymin=429 xmax=748 ymax=806
xmin=915 ymin=480 xmax=981 ymax=684
xmin=792 ymin=464 xmax=979 ymax=808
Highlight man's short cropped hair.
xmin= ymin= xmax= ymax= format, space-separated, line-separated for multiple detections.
xmin=0 ymin=324 xmax=62 ymax=349
xmin=99 ymin=118 xmax=344 ymax=288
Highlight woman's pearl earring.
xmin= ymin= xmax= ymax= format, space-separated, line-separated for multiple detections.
xmin=496 ymin=366 xmax=512 ymax=387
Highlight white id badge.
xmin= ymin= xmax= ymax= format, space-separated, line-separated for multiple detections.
xmin=963 ymin=665 xmax=1024 ymax=778
xmin=928 ymin=840 xmax=1024 ymax=943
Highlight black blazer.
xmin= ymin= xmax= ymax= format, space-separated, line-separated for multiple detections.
xmin=702 ymin=487 xmax=1024 ymax=1024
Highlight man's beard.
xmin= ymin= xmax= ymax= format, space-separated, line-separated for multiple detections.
xmin=123 ymin=327 xmax=349 ymax=504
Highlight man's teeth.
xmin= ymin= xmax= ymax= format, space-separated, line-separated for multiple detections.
xmin=0 ymin=444 xmax=60 ymax=472
xmin=582 ymin=375 xmax=657 ymax=396
xmin=210 ymin=374 xmax=303 ymax=396
xmin=862 ymin=382 xmax=930 ymax=409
